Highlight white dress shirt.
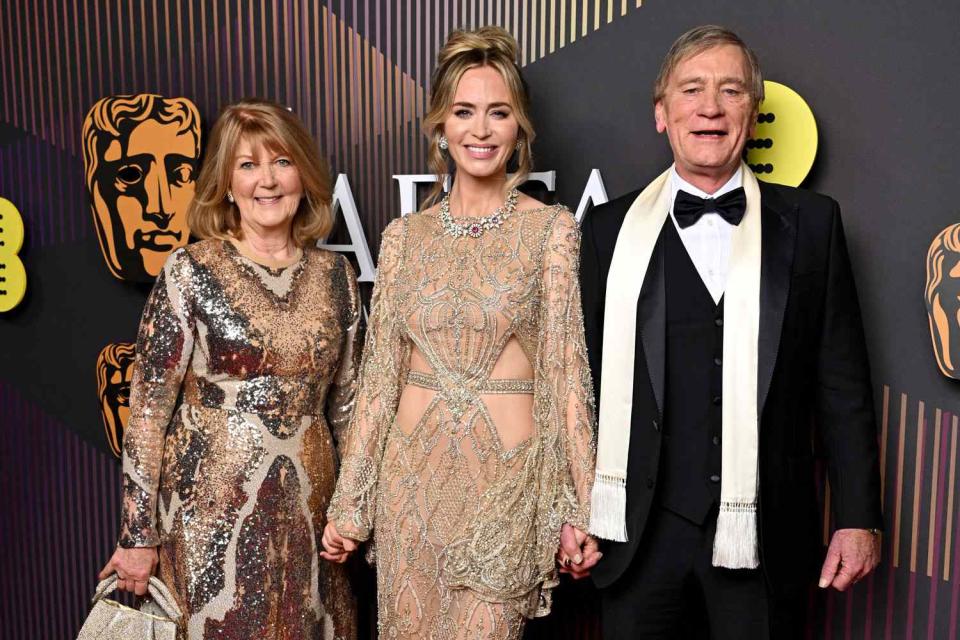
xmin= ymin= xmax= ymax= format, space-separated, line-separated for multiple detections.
xmin=668 ymin=166 xmax=743 ymax=304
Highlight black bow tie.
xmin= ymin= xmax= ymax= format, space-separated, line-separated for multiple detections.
xmin=673 ymin=187 xmax=746 ymax=229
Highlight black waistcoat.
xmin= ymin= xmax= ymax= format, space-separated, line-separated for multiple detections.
xmin=657 ymin=221 xmax=724 ymax=525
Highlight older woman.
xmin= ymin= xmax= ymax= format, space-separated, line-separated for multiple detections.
xmin=323 ymin=27 xmax=598 ymax=639
xmin=99 ymin=100 xmax=359 ymax=639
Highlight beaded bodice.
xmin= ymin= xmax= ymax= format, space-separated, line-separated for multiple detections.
xmin=328 ymin=204 xmax=596 ymax=620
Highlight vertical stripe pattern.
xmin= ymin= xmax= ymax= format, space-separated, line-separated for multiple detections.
xmin=0 ymin=3 xmax=643 ymax=637
xmin=814 ymin=387 xmax=960 ymax=638
xmin=0 ymin=383 xmax=125 ymax=640
xmin=0 ymin=0 xmax=644 ymax=251
xmin=4 ymin=2 xmax=959 ymax=638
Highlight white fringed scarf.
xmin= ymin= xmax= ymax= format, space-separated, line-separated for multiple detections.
xmin=589 ymin=162 xmax=762 ymax=569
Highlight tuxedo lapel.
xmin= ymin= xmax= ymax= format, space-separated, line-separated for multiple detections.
xmin=637 ymin=234 xmax=667 ymax=417
xmin=757 ymin=183 xmax=797 ymax=417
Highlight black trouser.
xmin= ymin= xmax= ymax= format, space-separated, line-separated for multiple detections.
xmin=600 ymin=506 xmax=804 ymax=640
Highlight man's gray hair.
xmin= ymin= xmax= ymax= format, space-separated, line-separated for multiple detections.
xmin=653 ymin=25 xmax=765 ymax=112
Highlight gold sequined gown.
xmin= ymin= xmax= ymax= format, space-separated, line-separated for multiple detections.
xmin=119 ymin=239 xmax=360 ymax=640
xmin=328 ymin=206 xmax=596 ymax=639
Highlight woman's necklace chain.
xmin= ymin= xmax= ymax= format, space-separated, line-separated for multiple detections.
xmin=438 ymin=188 xmax=519 ymax=238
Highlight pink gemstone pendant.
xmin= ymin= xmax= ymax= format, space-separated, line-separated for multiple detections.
xmin=438 ymin=188 xmax=519 ymax=238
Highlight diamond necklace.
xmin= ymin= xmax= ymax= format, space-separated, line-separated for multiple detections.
xmin=438 ymin=188 xmax=519 ymax=238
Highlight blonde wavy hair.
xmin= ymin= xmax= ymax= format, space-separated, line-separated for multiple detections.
xmin=422 ymin=26 xmax=534 ymax=208
xmin=188 ymin=100 xmax=333 ymax=247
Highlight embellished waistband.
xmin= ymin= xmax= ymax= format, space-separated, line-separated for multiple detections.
xmin=405 ymin=370 xmax=534 ymax=395
xmin=182 ymin=374 xmax=322 ymax=417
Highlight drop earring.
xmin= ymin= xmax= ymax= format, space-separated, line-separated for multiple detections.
xmin=226 ymin=191 xmax=235 ymax=203
xmin=438 ymin=135 xmax=449 ymax=151
xmin=515 ymin=140 xmax=523 ymax=151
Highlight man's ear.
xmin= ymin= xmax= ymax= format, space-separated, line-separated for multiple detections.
xmin=654 ymin=101 xmax=667 ymax=134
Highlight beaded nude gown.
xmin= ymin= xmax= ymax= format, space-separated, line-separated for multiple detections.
xmin=328 ymin=204 xmax=596 ymax=639
xmin=119 ymin=239 xmax=359 ymax=640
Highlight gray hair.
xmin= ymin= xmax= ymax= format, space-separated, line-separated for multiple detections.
xmin=653 ymin=25 xmax=765 ymax=112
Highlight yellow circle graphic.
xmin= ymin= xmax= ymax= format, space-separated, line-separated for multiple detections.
xmin=746 ymin=81 xmax=818 ymax=187
xmin=0 ymin=197 xmax=27 ymax=312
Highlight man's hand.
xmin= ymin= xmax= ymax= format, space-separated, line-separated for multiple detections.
xmin=556 ymin=523 xmax=602 ymax=580
xmin=818 ymin=528 xmax=881 ymax=591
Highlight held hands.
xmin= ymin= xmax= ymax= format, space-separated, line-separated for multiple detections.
xmin=99 ymin=546 xmax=159 ymax=596
xmin=320 ymin=520 xmax=358 ymax=564
xmin=556 ymin=523 xmax=602 ymax=580
xmin=818 ymin=528 xmax=881 ymax=591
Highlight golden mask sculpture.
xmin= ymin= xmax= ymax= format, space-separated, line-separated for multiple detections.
xmin=96 ymin=342 xmax=136 ymax=457
xmin=926 ymin=223 xmax=960 ymax=379
xmin=82 ymin=95 xmax=200 ymax=281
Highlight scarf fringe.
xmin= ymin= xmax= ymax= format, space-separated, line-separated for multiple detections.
xmin=712 ymin=502 xmax=760 ymax=569
xmin=589 ymin=473 xmax=628 ymax=542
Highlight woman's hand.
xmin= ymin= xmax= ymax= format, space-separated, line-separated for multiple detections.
xmin=320 ymin=520 xmax=358 ymax=563
xmin=99 ymin=546 xmax=159 ymax=596
xmin=556 ymin=523 xmax=602 ymax=580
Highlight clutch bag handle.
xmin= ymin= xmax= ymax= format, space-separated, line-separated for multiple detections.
xmin=91 ymin=574 xmax=183 ymax=621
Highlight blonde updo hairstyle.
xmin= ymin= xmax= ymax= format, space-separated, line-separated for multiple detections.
xmin=188 ymin=99 xmax=334 ymax=247
xmin=422 ymin=26 xmax=534 ymax=208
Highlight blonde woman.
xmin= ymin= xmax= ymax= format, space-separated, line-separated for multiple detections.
xmin=99 ymin=100 xmax=359 ymax=639
xmin=324 ymin=27 xmax=598 ymax=639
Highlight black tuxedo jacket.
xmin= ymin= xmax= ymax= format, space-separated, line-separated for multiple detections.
xmin=580 ymin=180 xmax=883 ymax=598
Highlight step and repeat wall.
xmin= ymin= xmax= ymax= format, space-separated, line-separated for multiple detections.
xmin=1 ymin=1 xmax=958 ymax=637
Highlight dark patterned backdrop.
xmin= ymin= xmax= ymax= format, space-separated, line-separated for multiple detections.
xmin=1 ymin=1 xmax=959 ymax=638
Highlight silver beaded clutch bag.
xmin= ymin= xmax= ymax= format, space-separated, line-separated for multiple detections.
xmin=76 ymin=575 xmax=182 ymax=640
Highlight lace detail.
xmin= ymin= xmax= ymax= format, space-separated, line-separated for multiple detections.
xmin=328 ymin=206 xmax=596 ymax=635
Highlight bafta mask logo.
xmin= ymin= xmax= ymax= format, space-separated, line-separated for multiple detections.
xmin=82 ymin=95 xmax=201 ymax=281
xmin=96 ymin=342 xmax=136 ymax=457
xmin=926 ymin=223 xmax=960 ymax=379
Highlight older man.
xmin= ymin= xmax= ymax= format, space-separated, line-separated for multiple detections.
xmin=580 ymin=26 xmax=882 ymax=638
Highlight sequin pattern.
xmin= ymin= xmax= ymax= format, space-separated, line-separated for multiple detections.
xmin=120 ymin=239 xmax=360 ymax=640
xmin=328 ymin=206 xmax=596 ymax=638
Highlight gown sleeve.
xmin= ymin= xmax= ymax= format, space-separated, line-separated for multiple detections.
xmin=118 ymin=249 xmax=195 ymax=548
xmin=538 ymin=209 xmax=597 ymax=532
xmin=325 ymin=255 xmax=364 ymax=455
xmin=327 ymin=218 xmax=407 ymax=541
